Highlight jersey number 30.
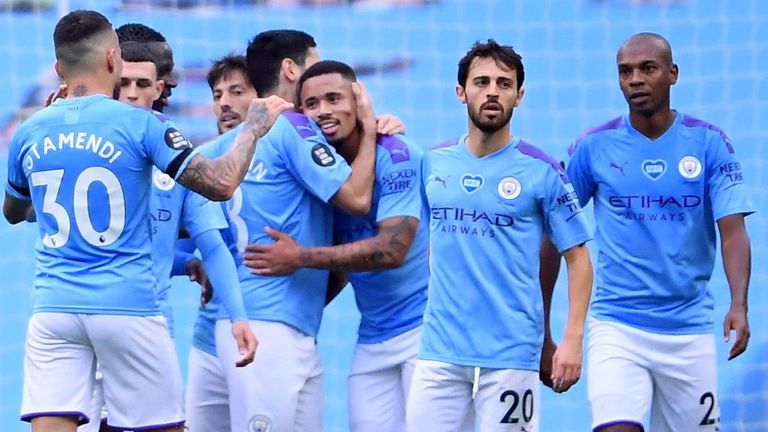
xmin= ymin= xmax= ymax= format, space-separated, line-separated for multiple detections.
xmin=31 ymin=168 xmax=126 ymax=248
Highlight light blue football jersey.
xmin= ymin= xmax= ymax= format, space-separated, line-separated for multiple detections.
xmin=200 ymin=112 xmax=351 ymax=337
xmin=149 ymin=168 xmax=228 ymax=333
xmin=420 ymin=136 xmax=591 ymax=370
xmin=567 ymin=112 xmax=754 ymax=334
xmin=334 ymin=134 xmax=428 ymax=344
xmin=5 ymin=94 xmax=195 ymax=315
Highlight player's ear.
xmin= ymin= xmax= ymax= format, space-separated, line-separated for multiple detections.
xmin=669 ymin=63 xmax=679 ymax=86
xmin=54 ymin=61 xmax=64 ymax=79
xmin=514 ymin=87 xmax=525 ymax=107
xmin=455 ymin=84 xmax=467 ymax=104
xmin=156 ymin=79 xmax=166 ymax=100
xmin=282 ymin=57 xmax=299 ymax=83
xmin=106 ymin=47 xmax=117 ymax=74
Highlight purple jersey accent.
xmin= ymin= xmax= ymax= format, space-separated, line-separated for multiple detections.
xmin=282 ymin=111 xmax=319 ymax=139
xmin=568 ymin=116 xmax=623 ymax=156
xmin=682 ymin=114 xmax=735 ymax=154
xmin=378 ymin=134 xmax=411 ymax=163
xmin=431 ymin=138 xmax=460 ymax=150
xmin=518 ymin=140 xmax=570 ymax=184
xmin=133 ymin=105 xmax=169 ymax=123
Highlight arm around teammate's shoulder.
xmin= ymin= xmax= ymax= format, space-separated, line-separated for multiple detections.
xmin=176 ymin=96 xmax=293 ymax=201
xmin=330 ymin=82 xmax=377 ymax=216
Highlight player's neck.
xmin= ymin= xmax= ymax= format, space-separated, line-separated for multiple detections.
xmin=465 ymin=126 xmax=512 ymax=158
xmin=333 ymin=128 xmax=362 ymax=163
xmin=64 ymin=76 xmax=114 ymax=99
xmin=629 ymin=107 xmax=676 ymax=140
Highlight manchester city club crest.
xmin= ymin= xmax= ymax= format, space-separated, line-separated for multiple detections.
xmin=153 ymin=170 xmax=175 ymax=191
xmin=248 ymin=414 xmax=272 ymax=432
xmin=497 ymin=176 xmax=522 ymax=200
xmin=678 ymin=155 xmax=702 ymax=179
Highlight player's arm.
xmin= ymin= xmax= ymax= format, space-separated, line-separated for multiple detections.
xmin=718 ymin=213 xmax=751 ymax=360
xmin=2 ymin=192 xmax=34 ymax=224
xmin=176 ymin=96 xmax=293 ymax=201
xmin=193 ymin=229 xmax=257 ymax=367
xmin=539 ymin=233 xmax=561 ymax=390
xmin=244 ymin=216 xmax=418 ymax=275
xmin=328 ymin=82 xmax=378 ymax=216
xmin=551 ymin=242 xmax=592 ymax=393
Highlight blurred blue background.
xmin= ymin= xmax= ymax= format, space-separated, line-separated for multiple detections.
xmin=1 ymin=0 xmax=766 ymax=431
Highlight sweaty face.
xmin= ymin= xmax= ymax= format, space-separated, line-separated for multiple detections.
xmin=145 ymin=41 xmax=176 ymax=111
xmin=119 ymin=61 xmax=161 ymax=109
xmin=617 ymin=38 xmax=677 ymax=117
xmin=459 ymin=57 xmax=523 ymax=134
xmin=212 ymin=70 xmax=257 ymax=134
xmin=300 ymin=73 xmax=357 ymax=145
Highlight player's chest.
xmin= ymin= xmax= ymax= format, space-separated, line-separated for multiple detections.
xmin=425 ymin=157 xmax=539 ymax=217
xmin=592 ymin=144 xmax=707 ymax=197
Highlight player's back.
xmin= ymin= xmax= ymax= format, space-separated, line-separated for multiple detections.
xmin=9 ymin=94 xmax=188 ymax=316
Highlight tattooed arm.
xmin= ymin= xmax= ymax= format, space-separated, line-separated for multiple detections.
xmin=243 ymin=216 xmax=419 ymax=275
xmin=176 ymin=96 xmax=293 ymax=201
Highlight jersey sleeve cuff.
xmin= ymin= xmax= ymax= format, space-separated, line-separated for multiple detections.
xmin=167 ymin=147 xmax=199 ymax=180
xmin=714 ymin=207 xmax=756 ymax=221
xmin=5 ymin=182 xmax=31 ymax=200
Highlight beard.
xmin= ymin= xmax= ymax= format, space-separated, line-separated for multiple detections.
xmin=468 ymin=102 xmax=513 ymax=134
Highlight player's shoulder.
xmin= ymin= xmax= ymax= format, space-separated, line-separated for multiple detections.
xmin=430 ymin=137 xmax=461 ymax=153
xmin=199 ymin=125 xmax=240 ymax=158
xmin=515 ymin=140 xmax=565 ymax=176
xmin=275 ymin=111 xmax=322 ymax=141
xmin=377 ymin=133 xmax=422 ymax=165
xmin=678 ymin=112 xmax=734 ymax=152
xmin=568 ymin=115 xmax=625 ymax=157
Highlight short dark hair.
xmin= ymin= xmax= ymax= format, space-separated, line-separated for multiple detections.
xmin=297 ymin=60 xmax=356 ymax=104
xmin=53 ymin=10 xmax=113 ymax=72
xmin=246 ymin=29 xmax=316 ymax=95
xmin=116 ymin=23 xmax=166 ymax=44
xmin=120 ymin=41 xmax=159 ymax=76
xmin=207 ymin=54 xmax=250 ymax=91
xmin=457 ymin=39 xmax=524 ymax=89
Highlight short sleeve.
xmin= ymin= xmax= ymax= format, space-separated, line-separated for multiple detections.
xmin=566 ymin=138 xmax=596 ymax=208
xmin=142 ymin=110 xmax=196 ymax=180
xmin=706 ymin=131 xmax=754 ymax=220
xmin=543 ymin=166 xmax=593 ymax=253
xmin=375 ymin=136 xmax=423 ymax=222
xmin=5 ymin=128 xmax=31 ymax=200
xmin=181 ymin=189 xmax=229 ymax=239
xmin=278 ymin=113 xmax=351 ymax=203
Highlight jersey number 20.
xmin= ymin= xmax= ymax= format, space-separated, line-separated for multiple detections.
xmin=31 ymin=168 xmax=126 ymax=248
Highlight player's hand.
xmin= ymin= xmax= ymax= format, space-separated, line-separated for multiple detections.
xmin=551 ymin=334 xmax=582 ymax=393
xmin=242 ymin=226 xmax=301 ymax=276
xmin=242 ymin=95 xmax=294 ymax=138
xmin=352 ymin=81 xmax=377 ymax=137
xmin=231 ymin=320 xmax=258 ymax=367
xmin=539 ymin=336 xmax=557 ymax=389
xmin=376 ymin=114 xmax=406 ymax=135
xmin=723 ymin=306 xmax=750 ymax=360
xmin=44 ymin=84 xmax=67 ymax=107
xmin=185 ymin=258 xmax=213 ymax=306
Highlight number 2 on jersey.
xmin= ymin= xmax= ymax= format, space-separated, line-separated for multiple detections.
xmin=31 ymin=167 xmax=126 ymax=248
xmin=500 ymin=389 xmax=534 ymax=424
